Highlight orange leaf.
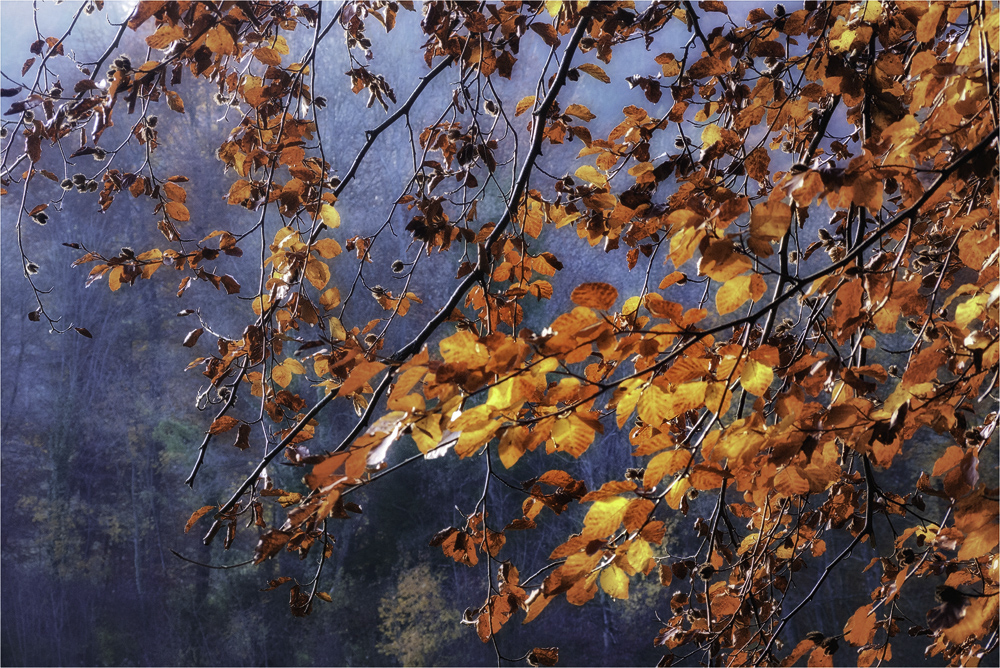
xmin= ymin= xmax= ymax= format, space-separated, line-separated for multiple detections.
xmin=570 ymin=282 xmax=618 ymax=310
xmin=844 ymin=604 xmax=877 ymax=646
xmin=184 ymin=505 xmax=216 ymax=533
xmin=748 ymin=198 xmax=791 ymax=257
xmin=163 ymin=182 xmax=186 ymax=203
xmin=165 ymin=201 xmax=190 ymax=222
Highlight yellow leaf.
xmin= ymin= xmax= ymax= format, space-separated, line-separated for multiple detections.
xmin=545 ymin=0 xmax=562 ymax=17
xmin=740 ymin=358 xmax=773 ymax=396
xmin=339 ymin=359 xmax=385 ymax=397
xmin=627 ymin=539 xmax=653 ymax=573
xmin=577 ymin=63 xmax=610 ymax=83
xmin=108 ymin=265 xmax=124 ymax=292
xmin=669 ymin=226 xmax=706 ymax=268
xmin=701 ymin=123 xmax=723 ymax=147
xmin=574 ymin=165 xmax=606 ymax=186
xmin=748 ymin=198 xmax=791 ymax=257
xmin=270 ymin=35 xmax=290 ymax=55
xmin=716 ymin=275 xmax=753 ymax=315
xmin=643 ymin=449 xmax=692 ymax=488
xmin=551 ymin=414 xmax=595 ymax=458
xmin=916 ymin=2 xmax=944 ymax=42
xmin=272 ymin=364 xmax=292 ymax=388
xmin=498 ymin=426 xmax=528 ymax=468
xmin=305 ymin=257 xmax=330 ymax=289
xmin=515 ymin=95 xmax=536 ymax=116
xmin=205 ymin=25 xmax=237 ymax=55
xmin=252 ymin=294 xmax=271 ymax=315
xmin=956 ymin=293 xmax=988 ymax=328
xmin=830 ymin=27 xmax=858 ymax=53
xmin=600 ymin=564 xmax=629 ymax=599
xmin=583 ymin=496 xmax=629 ymax=538
xmin=669 ymin=381 xmax=708 ymax=418
xmin=284 ymin=358 xmax=306 ymax=374
xmin=440 ymin=330 xmax=490 ymax=367
xmin=859 ymin=0 xmax=882 ymax=23
xmin=664 ymin=478 xmax=690 ymax=509
xmin=637 ymin=384 xmax=669 ymax=427
xmin=253 ymin=47 xmax=282 ymax=66
xmin=320 ymin=203 xmax=340 ymax=228
xmin=329 ymin=316 xmax=346 ymax=341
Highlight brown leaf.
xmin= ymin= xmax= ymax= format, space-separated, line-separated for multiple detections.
xmin=184 ymin=505 xmax=216 ymax=533
xmin=220 ymin=275 xmax=240 ymax=294
xmin=577 ymin=63 xmax=610 ymax=83
xmin=208 ymin=415 xmax=239 ymax=435
xmin=260 ymin=576 xmax=293 ymax=592
xmin=233 ymin=424 xmax=251 ymax=450
xmin=253 ymin=529 xmax=292 ymax=564
xmin=74 ymin=327 xmax=93 ymax=338
xmin=529 ymin=23 xmax=560 ymax=47
xmin=165 ymin=90 xmax=184 ymax=113
xmin=25 ymin=131 xmax=41 ymax=163
xmin=128 ymin=1 xmax=167 ymax=30
xmin=182 ymin=328 xmax=203 ymax=347
xmin=165 ymin=201 xmax=190 ymax=222
xmin=527 ymin=647 xmax=559 ymax=666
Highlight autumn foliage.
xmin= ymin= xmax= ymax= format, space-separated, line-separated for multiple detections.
xmin=3 ymin=0 xmax=998 ymax=665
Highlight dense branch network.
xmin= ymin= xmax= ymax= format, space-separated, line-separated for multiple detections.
xmin=2 ymin=1 xmax=997 ymax=666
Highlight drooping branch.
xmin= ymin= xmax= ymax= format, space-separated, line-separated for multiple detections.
xmin=391 ymin=16 xmax=593 ymax=362
xmin=208 ymin=15 xmax=594 ymax=535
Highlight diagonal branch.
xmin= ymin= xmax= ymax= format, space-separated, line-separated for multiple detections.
xmin=206 ymin=14 xmax=594 ymax=541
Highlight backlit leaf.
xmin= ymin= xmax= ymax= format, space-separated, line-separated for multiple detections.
xmin=184 ymin=505 xmax=215 ymax=533
xmin=209 ymin=415 xmax=239 ymax=435
xmin=576 ymin=63 xmax=610 ymax=83
xmin=740 ymin=358 xmax=773 ymax=396
xmin=570 ymin=282 xmax=617 ymax=310
xmin=600 ymin=564 xmax=629 ymax=599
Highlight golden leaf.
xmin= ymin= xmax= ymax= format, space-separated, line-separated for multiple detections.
xmin=740 ymin=358 xmax=773 ymax=396
xmin=319 ymin=203 xmax=340 ymax=228
xmin=515 ymin=95 xmax=536 ymax=116
xmin=320 ymin=287 xmax=341 ymax=310
xmin=600 ymin=564 xmax=629 ymax=599
xmin=582 ymin=496 xmax=629 ymax=538
xmin=304 ymin=257 xmax=330 ymax=289
xmin=574 ymin=164 xmax=606 ymax=186
xmin=577 ymin=63 xmax=610 ymax=83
